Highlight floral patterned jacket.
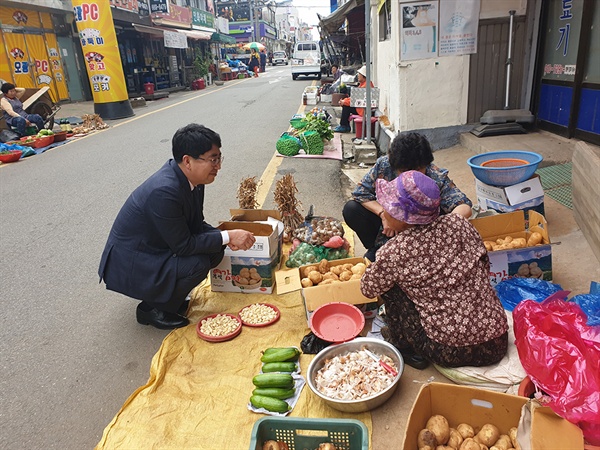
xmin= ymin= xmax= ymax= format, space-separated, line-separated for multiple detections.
xmin=360 ymin=214 xmax=508 ymax=347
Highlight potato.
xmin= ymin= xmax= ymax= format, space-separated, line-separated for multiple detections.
xmin=459 ymin=439 xmax=481 ymax=450
xmin=351 ymin=263 xmax=366 ymax=275
xmin=342 ymin=263 xmax=353 ymax=271
xmin=448 ymin=428 xmax=464 ymax=449
xmin=318 ymin=443 xmax=336 ymax=450
xmin=240 ymin=268 xmax=250 ymax=277
xmin=250 ymin=272 xmax=261 ymax=281
xmin=320 ymin=279 xmax=334 ymax=285
xmin=301 ymin=278 xmax=313 ymax=288
xmin=318 ymin=259 xmax=330 ymax=274
xmin=457 ymin=424 xmax=475 ymax=440
xmin=475 ymin=424 xmax=499 ymax=447
xmin=308 ymin=271 xmax=323 ymax=285
xmin=302 ymin=265 xmax=318 ymax=278
xmin=322 ymin=272 xmax=339 ymax=281
xmin=262 ymin=441 xmax=281 ymax=450
xmin=484 ymin=241 xmax=494 ymax=252
xmin=350 ymin=273 xmax=362 ymax=280
xmin=330 ymin=265 xmax=344 ymax=276
xmin=238 ymin=277 xmax=249 ymax=285
xmin=436 ymin=447 xmax=455 ymax=450
xmin=527 ymin=232 xmax=542 ymax=246
xmin=492 ymin=435 xmax=512 ymax=450
xmin=339 ymin=270 xmax=353 ymax=282
xmin=508 ymin=427 xmax=520 ymax=450
xmin=426 ymin=415 xmax=450 ymax=445
xmin=517 ymin=263 xmax=530 ymax=277
xmin=418 ymin=429 xmax=438 ymax=449
xmin=510 ymin=238 xmax=527 ymax=249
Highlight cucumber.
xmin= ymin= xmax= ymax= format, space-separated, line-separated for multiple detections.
xmin=260 ymin=347 xmax=300 ymax=363
xmin=262 ymin=362 xmax=297 ymax=373
xmin=252 ymin=387 xmax=296 ymax=400
xmin=252 ymin=373 xmax=294 ymax=388
xmin=250 ymin=395 xmax=291 ymax=413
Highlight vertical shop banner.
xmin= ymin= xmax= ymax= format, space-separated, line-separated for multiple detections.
xmin=26 ymin=34 xmax=55 ymax=90
xmin=72 ymin=0 xmax=129 ymax=103
xmin=44 ymin=33 xmax=70 ymax=101
xmin=3 ymin=32 xmax=36 ymax=88
xmin=400 ymin=1 xmax=439 ymax=61
xmin=439 ymin=0 xmax=480 ymax=56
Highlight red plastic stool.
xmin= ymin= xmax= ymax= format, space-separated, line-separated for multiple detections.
xmin=353 ymin=116 xmax=378 ymax=139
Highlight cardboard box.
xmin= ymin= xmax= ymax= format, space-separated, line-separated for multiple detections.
xmin=401 ymin=383 xmax=583 ymax=450
xmin=276 ymin=257 xmax=379 ymax=322
xmin=470 ymin=210 xmax=552 ymax=286
xmin=229 ymin=209 xmax=283 ymax=265
xmin=476 ymin=175 xmax=545 ymax=217
xmin=210 ymin=221 xmax=280 ymax=294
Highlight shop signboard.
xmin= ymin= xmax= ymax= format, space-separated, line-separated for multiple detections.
xmin=149 ymin=0 xmax=168 ymax=14
xmin=109 ymin=0 xmax=138 ymax=13
xmin=400 ymin=1 xmax=439 ymax=61
xmin=163 ymin=30 xmax=188 ymax=49
xmin=152 ymin=4 xmax=191 ymax=27
xmin=192 ymin=7 xmax=215 ymax=29
xmin=72 ymin=0 xmax=129 ymax=103
xmin=138 ymin=0 xmax=149 ymax=16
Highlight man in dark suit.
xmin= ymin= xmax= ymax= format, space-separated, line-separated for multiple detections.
xmin=98 ymin=124 xmax=256 ymax=329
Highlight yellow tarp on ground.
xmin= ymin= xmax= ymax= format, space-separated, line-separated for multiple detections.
xmin=95 ymin=281 xmax=372 ymax=449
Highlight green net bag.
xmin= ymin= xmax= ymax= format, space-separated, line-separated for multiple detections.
xmin=299 ymin=130 xmax=324 ymax=155
xmin=285 ymin=242 xmax=349 ymax=268
xmin=276 ymin=133 xmax=301 ymax=156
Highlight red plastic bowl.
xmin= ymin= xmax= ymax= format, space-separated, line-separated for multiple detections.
xmin=31 ymin=135 xmax=54 ymax=148
xmin=0 ymin=150 xmax=23 ymax=163
xmin=52 ymin=131 xmax=68 ymax=142
xmin=196 ymin=313 xmax=242 ymax=343
xmin=310 ymin=302 xmax=365 ymax=343
xmin=238 ymin=303 xmax=280 ymax=327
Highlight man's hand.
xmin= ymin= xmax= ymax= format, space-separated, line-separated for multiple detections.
xmin=227 ymin=229 xmax=256 ymax=251
xmin=25 ymin=119 xmax=31 ymax=126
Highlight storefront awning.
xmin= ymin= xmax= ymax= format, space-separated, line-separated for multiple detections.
xmin=132 ymin=23 xmax=166 ymax=37
xmin=211 ymin=32 xmax=236 ymax=44
xmin=319 ymin=0 xmax=364 ymax=34
xmin=178 ymin=29 xmax=212 ymax=40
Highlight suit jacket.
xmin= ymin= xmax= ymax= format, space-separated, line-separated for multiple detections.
xmin=98 ymin=160 xmax=223 ymax=304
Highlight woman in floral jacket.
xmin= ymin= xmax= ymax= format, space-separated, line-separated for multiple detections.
xmin=360 ymin=170 xmax=508 ymax=369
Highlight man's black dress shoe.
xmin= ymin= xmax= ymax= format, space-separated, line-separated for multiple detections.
xmin=136 ymin=304 xmax=189 ymax=330
xmin=177 ymin=299 xmax=190 ymax=316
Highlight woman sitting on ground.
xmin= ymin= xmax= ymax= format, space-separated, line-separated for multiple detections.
xmin=360 ymin=170 xmax=508 ymax=370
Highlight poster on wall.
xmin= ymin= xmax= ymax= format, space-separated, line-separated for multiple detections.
xmin=72 ymin=0 xmax=129 ymax=103
xmin=438 ymin=0 xmax=480 ymax=56
xmin=400 ymin=1 xmax=439 ymax=61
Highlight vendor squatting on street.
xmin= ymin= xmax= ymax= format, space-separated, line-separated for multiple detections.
xmin=361 ymin=171 xmax=509 ymax=369
xmin=98 ymin=124 xmax=256 ymax=330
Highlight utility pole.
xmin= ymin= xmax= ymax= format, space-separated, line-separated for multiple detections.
xmin=248 ymin=0 xmax=255 ymax=42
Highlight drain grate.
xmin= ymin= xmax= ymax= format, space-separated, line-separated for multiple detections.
xmin=536 ymin=163 xmax=573 ymax=209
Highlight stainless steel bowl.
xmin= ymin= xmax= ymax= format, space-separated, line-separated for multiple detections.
xmin=306 ymin=337 xmax=404 ymax=413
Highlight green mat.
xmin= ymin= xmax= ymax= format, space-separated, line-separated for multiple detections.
xmin=536 ymin=163 xmax=573 ymax=209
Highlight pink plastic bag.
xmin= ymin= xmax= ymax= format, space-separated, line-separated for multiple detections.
xmin=513 ymin=298 xmax=600 ymax=445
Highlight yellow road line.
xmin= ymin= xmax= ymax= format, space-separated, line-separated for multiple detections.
xmin=256 ymin=96 xmax=308 ymax=207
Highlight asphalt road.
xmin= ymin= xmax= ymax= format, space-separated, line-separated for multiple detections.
xmin=0 ymin=67 xmax=348 ymax=449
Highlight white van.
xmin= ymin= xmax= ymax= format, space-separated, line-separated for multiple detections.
xmin=291 ymin=41 xmax=321 ymax=80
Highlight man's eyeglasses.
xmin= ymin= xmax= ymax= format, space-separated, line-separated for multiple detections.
xmin=196 ymin=155 xmax=224 ymax=166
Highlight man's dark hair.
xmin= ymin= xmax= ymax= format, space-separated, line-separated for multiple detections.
xmin=388 ymin=132 xmax=434 ymax=171
xmin=1 ymin=82 xmax=16 ymax=94
xmin=331 ymin=64 xmax=339 ymax=70
xmin=172 ymin=124 xmax=221 ymax=162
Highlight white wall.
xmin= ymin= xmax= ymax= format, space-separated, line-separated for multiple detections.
xmin=373 ymin=0 xmax=528 ymax=133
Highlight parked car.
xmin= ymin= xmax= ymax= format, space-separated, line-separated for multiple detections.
xmin=291 ymin=41 xmax=321 ymax=80
xmin=272 ymin=51 xmax=288 ymax=66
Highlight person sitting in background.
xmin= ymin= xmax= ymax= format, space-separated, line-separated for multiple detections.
xmin=334 ymin=65 xmax=372 ymax=133
xmin=98 ymin=124 xmax=256 ymax=330
xmin=331 ymin=64 xmax=345 ymax=82
xmin=361 ymin=170 xmax=508 ymax=370
xmin=1 ymin=82 xmax=45 ymax=136
xmin=343 ymin=132 xmax=472 ymax=262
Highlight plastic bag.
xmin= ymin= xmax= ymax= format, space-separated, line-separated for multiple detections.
xmin=494 ymin=277 xmax=565 ymax=312
xmin=285 ymin=242 xmax=349 ymax=268
xmin=513 ymin=298 xmax=600 ymax=445
xmin=572 ymin=281 xmax=600 ymax=326
xmin=300 ymin=331 xmax=331 ymax=354
xmin=276 ymin=133 xmax=301 ymax=156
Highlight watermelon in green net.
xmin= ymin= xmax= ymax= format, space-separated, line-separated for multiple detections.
xmin=299 ymin=130 xmax=324 ymax=155
xmin=276 ymin=134 xmax=301 ymax=156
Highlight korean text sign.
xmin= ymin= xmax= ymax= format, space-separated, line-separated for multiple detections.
xmin=72 ymin=0 xmax=128 ymax=103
